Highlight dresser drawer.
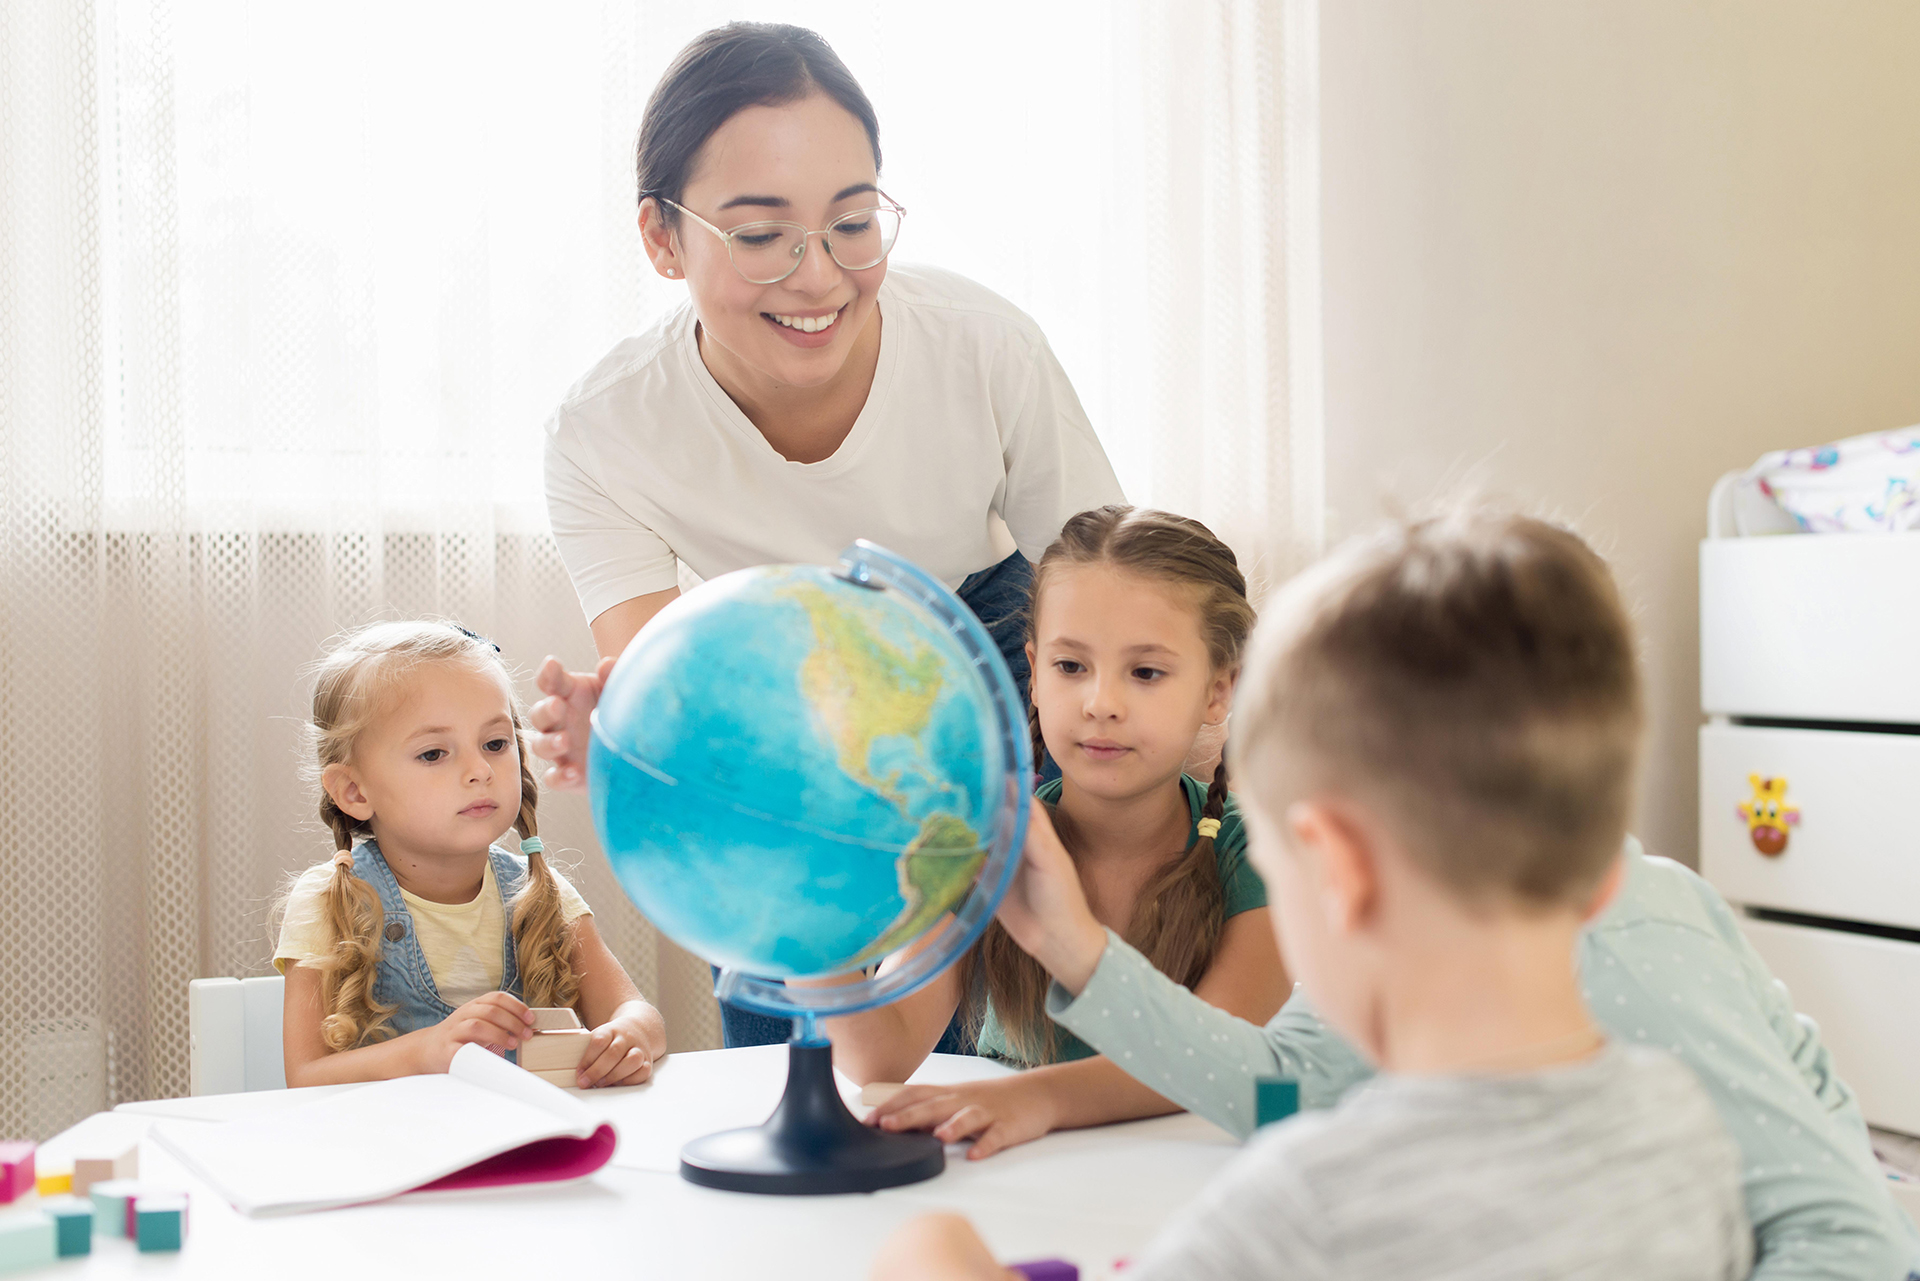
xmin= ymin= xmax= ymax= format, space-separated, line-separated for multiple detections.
xmin=1739 ymin=916 xmax=1920 ymax=1137
xmin=1701 ymin=534 xmax=1920 ymax=722
xmin=1700 ymin=723 xmax=1920 ymax=931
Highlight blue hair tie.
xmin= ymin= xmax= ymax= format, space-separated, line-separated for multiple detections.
xmin=520 ymin=837 xmax=544 ymax=855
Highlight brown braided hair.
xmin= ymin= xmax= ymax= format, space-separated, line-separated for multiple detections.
xmin=302 ymin=621 xmax=581 ymax=1051
xmin=964 ymin=507 xmax=1256 ymax=1064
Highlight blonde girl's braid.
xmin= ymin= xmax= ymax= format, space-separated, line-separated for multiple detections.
xmin=508 ymin=711 xmax=583 ymax=1013
xmin=313 ymin=734 xmax=398 ymax=1052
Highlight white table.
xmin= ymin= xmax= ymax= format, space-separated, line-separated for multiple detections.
xmin=33 ymin=1047 xmax=1242 ymax=1279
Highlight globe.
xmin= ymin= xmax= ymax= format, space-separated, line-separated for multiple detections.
xmin=588 ymin=541 xmax=1032 ymax=1195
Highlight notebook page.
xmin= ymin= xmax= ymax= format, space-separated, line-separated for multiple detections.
xmin=154 ymin=1052 xmax=598 ymax=1216
xmin=452 ymin=1041 xmax=597 ymax=1124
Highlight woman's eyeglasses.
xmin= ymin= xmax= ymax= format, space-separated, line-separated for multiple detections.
xmin=658 ymin=195 xmax=905 ymax=285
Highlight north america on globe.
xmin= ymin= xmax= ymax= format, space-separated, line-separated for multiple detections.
xmin=781 ymin=582 xmax=988 ymax=964
xmin=591 ymin=560 xmax=1006 ymax=979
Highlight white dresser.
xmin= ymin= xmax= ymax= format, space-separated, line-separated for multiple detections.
xmin=1699 ymin=480 xmax=1920 ymax=1137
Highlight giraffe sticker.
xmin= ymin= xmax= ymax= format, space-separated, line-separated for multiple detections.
xmin=1736 ymin=775 xmax=1800 ymax=857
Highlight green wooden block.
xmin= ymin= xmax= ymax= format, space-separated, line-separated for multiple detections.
xmin=42 ymin=1198 xmax=91 ymax=1257
xmin=0 ymin=1210 xmax=56 ymax=1273
xmin=1255 ymin=1076 xmax=1299 ymax=1127
xmin=89 ymin=1178 xmax=140 ymax=1238
xmin=135 ymin=1194 xmax=186 ymax=1253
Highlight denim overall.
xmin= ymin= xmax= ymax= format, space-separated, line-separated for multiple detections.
xmin=351 ymin=837 xmax=527 ymax=1036
xmin=717 ymin=549 xmax=1043 ymax=1051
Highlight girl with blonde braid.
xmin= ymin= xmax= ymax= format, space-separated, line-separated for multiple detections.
xmin=275 ymin=621 xmax=666 ymax=1088
xmin=831 ymin=506 xmax=1292 ymax=1158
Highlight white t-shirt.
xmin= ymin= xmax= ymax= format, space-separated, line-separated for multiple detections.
xmin=543 ymin=263 xmax=1125 ymax=621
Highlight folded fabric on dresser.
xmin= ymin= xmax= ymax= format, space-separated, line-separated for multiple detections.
xmin=1736 ymin=428 xmax=1920 ymax=533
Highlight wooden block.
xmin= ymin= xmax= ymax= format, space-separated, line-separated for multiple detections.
xmin=41 ymin=1197 xmax=92 ymax=1257
xmin=526 ymin=1067 xmax=580 ymax=1088
xmin=518 ymin=1027 xmax=591 ymax=1072
xmin=1254 ymin=1077 xmax=1299 ymax=1127
xmin=528 ymin=1007 xmax=582 ymax=1032
xmin=0 ymin=1210 xmax=55 ymax=1272
xmin=88 ymin=1179 xmax=141 ymax=1238
xmin=135 ymin=1194 xmax=187 ymax=1253
xmin=72 ymin=1142 xmax=136 ymax=1195
xmin=35 ymin=1167 xmax=71 ymax=1197
xmin=860 ymin=1083 xmax=906 ymax=1108
xmin=0 ymin=1141 xmax=32 ymax=1204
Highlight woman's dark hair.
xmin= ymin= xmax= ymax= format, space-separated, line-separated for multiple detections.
xmin=636 ymin=23 xmax=882 ymax=227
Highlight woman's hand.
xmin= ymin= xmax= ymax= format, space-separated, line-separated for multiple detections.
xmin=866 ymin=1075 xmax=1060 ymax=1161
xmin=528 ymin=655 xmax=614 ymax=791
xmin=415 ymin=992 xmax=535 ymax=1073
xmin=576 ymin=1007 xmax=659 ymax=1087
xmin=994 ymin=799 xmax=1108 ymax=995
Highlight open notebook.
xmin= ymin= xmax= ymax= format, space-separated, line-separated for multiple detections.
xmin=153 ymin=1043 xmax=618 ymax=1215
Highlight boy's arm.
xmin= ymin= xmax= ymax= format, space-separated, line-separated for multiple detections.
xmin=1045 ymin=929 xmax=1373 ymax=1138
xmin=868 ymin=1215 xmax=1019 ymax=1281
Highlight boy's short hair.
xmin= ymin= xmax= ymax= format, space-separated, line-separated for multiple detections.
xmin=1236 ymin=509 xmax=1643 ymax=906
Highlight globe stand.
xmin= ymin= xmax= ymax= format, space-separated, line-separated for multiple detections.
xmin=679 ymin=1027 xmax=944 ymax=1195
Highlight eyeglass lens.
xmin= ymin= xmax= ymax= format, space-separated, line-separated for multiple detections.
xmin=728 ymin=208 xmax=902 ymax=284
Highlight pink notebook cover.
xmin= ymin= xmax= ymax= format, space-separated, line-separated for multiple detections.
xmin=414 ymin=1123 xmax=618 ymax=1194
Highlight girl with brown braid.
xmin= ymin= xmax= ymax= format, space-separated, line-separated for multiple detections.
xmin=832 ymin=506 xmax=1291 ymax=1158
xmin=274 ymin=622 xmax=666 ymax=1088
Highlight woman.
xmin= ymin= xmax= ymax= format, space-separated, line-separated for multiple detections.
xmin=533 ymin=23 xmax=1124 ymax=1047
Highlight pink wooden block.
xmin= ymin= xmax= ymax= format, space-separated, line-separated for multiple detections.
xmin=0 ymin=1141 xmax=33 ymax=1203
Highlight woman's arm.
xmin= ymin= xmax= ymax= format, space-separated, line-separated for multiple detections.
xmin=569 ymin=914 xmax=668 ymax=1087
xmin=869 ymin=911 xmax=1288 ymax=1156
xmin=528 ymin=588 xmax=679 ymax=790
xmin=281 ymin=964 xmax=535 ymax=1087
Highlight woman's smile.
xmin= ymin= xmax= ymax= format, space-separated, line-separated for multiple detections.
xmin=763 ymin=303 xmax=846 ymax=346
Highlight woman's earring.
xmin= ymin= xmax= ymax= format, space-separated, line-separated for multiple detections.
xmin=665 ymin=267 xmax=677 ymax=278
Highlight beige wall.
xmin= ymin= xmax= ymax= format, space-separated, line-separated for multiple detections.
xmin=1317 ymin=1 xmax=1920 ymax=867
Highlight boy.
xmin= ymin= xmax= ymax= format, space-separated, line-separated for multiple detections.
xmin=876 ymin=513 xmax=1821 ymax=1278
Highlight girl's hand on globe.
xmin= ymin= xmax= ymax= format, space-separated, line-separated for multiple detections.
xmin=994 ymin=799 xmax=1109 ymax=996
xmin=866 ymin=1075 xmax=1059 ymax=1161
xmin=529 ymin=655 xmax=616 ymax=791
xmin=413 ymin=992 xmax=536 ymax=1073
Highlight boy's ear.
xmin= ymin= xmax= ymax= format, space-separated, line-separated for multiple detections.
xmin=322 ymin=762 xmax=375 ymax=824
xmin=1579 ymin=850 xmax=1628 ymax=924
xmin=1286 ymin=799 xmax=1378 ymax=936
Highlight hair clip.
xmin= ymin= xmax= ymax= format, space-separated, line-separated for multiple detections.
xmin=520 ymin=837 xmax=544 ymax=855
xmin=332 ymin=848 xmax=355 ymax=869
xmin=1195 ymin=818 xmax=1223 ymax=841
xmin=451 ymin=623 xmax=502 ymax=653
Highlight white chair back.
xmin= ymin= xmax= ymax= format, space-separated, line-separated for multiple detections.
xmin=188 ymin=976 xmax=287 ymax=1095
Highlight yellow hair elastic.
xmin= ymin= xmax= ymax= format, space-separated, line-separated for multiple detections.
xmin=332 ymin=848 xmax=354 ymax=869
xmin=1196 ymin=818 xmax=1222 ymax=841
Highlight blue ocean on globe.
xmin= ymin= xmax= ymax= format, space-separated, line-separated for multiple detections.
xmin=589 ymin=562 xmax=1006 ymax=979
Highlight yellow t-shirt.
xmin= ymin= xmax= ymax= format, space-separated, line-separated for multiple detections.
xmin=275 ymin=857 xmax=591 ymax=1007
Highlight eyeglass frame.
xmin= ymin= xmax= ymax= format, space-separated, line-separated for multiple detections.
xmin=651 ymin=193 xmax=906 ymax=284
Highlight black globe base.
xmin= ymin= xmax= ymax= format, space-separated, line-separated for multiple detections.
xmin=679 ymin=1037 xmax=944 ymax=1195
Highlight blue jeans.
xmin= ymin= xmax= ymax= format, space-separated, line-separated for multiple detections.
xmin=715 ymin=550 xmax=1040 ymax=1051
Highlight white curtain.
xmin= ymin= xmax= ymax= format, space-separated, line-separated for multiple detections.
xmin=0 ymin=0 xmax=1318 ymax=1138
